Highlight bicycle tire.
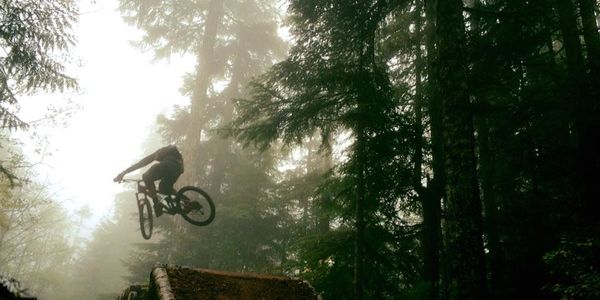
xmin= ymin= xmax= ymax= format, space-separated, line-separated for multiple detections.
xmin=138 ymin=196 xmax=153 ymax=239
xmin=176 ymin=186 xmax=215 ymax=226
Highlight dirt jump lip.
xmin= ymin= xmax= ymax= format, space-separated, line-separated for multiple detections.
xmin=142 ymin=264 xmax=320 ymax=300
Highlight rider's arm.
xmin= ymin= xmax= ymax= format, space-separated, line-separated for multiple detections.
xmin=114 ymin=150 xmax=159 ymax=182
xmin=122 ymin=152 xmax=155 ymax=174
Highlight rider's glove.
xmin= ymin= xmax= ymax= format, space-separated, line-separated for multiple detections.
xmin=113 ymin=172 xmax=125 ymax=182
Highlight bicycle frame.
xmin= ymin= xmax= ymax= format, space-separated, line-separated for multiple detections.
xmin=121 ymin=179 xmax=181 ymax=215
xmin=120 ymin=178 xmax=215 ymax=228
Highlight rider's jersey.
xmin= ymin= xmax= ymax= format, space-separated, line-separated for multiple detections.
xmin=154 ymin=145 xmax=183 ymax=165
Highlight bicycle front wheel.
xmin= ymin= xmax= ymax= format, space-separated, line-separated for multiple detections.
xmin=177 ymin=186 xmax=215 ymax=226
xmin=137 ymin=196 xmax=153 ymax=239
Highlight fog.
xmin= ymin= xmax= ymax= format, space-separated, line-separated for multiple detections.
xmin=3 ymin=0 xmax=290 ymax=298
xmin=16 ymin=0 xmax=192 ymax=231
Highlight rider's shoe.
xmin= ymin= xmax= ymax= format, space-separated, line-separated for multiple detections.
xmin=153 ymin=201 xmax=163 ymax=217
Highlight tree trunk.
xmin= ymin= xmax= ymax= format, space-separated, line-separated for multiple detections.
xmin=474 ymin=112 xmax=504 ymax=294
xmin=416 ymin=1 xmax=442 ymax=299
xmin=185 ymin=0 xmax=224 ymax=185
xmin=436 ymin=0 xmax=487 ymax=298
xmin=424 ymin=0 xmax=445 ymax=298
xmin=355 ymin=65 xmax=370 ymax=299
xmin=354 ymin=127 xmax=366 ymax=300
xmin=317 ymin=131 xmax=333 ymax=234
xmin=578 ymin=0 xmax=600 ymax=79
xmin=354 ymin=27 xmax=378 ymax=300
xmin=555 ymin=0 xmax=598 ymax=227
xmin=207 ymin=36 xmax=246 ymax=195
xmin=576 ymin=0 xmax=600 ymax=229
xmin=468 ymin=0 xmax=504 ymax=296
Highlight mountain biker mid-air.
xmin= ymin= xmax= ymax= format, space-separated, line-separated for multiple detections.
xmin=113 ymin=145 xmax=183 ymax=217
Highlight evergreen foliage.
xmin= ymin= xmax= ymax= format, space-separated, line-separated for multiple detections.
xmin=111 ymin=0 xmax=600 ymax=299
xmin=0 ymin=0 xmax=78 ymax=131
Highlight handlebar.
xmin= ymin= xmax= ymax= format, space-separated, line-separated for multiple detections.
xmin=118 ymin=178 xmax=148 ymax=194
xmin=119 ymin=178 xmax=144 ymax=183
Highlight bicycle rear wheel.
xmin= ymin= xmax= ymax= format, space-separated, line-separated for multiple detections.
xmin=137 ymin=195 xmax=153 ymax=239
xmin=177 ymin=186 xmax=215 ymax=226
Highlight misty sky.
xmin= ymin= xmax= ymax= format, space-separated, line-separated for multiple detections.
xmin=18 ymin=0 xmax=193 ymax=232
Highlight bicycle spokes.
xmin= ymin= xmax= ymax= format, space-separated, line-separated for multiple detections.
xmin=137 ymin=196 xmax=153 ymax=239
xmin=176 ymin=186 xmax=215 ymax=226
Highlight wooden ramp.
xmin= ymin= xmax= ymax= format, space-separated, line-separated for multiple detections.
xmin=118 ymin=265 xmax=319 ymax=300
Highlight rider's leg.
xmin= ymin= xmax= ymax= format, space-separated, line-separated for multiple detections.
xmin=157 ymin=162 xmax=185 ymax=209
xmin=157 ymin=167 xmax=182 ymax=196
xmin=142 ymin=174 xmax=158 ymax=200
xmin=157 ymin=159 xmax=182 ymax=194
xmin=143 ymin=164 xmax=168 ymax=216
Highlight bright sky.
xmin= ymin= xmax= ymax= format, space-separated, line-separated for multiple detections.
xmin=17 ymin=1 xmax=193 ymax=231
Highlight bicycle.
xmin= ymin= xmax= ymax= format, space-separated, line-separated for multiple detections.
xmin=119 ymin=179 xmax=216 ymax=239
